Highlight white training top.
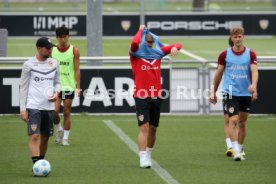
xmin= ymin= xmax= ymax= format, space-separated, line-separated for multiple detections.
xmin=20 ymin=56 xmax=60 ymax=111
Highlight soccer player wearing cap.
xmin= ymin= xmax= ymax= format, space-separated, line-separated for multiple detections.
xmin=129 ymin=25 xmax=182 ymax=168
xmin=19 ymin=37 xmax=60 ymax=166
xmin=210 ymin=26 xmax=258 ymax=161
xmin=51 ymin=26 xmax=80 ymax=146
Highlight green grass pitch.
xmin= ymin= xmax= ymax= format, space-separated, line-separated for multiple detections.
xmin=0 ymin=115 xmax=276 ymax=184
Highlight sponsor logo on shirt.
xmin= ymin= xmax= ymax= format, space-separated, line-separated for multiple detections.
xmin=34 ymin=76 xmax=54 ymax=82
xmin=60 ymin=72 xmax=70 ymax=76
xmin=230 ymin=65 xmax=248 ymax=71
xmin=141 ymin=65 xmax=159 ymax=71
xmin=230 ymin=74 xmax=248 ymax=79
xmin=34 ymin=77 xmax=40 ymax=82
xmin=60 ymin=61 xmax=69 ymax=66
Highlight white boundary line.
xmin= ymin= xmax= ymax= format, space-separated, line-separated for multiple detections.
xmin=103 ymin=120 xmax=180 ymax=184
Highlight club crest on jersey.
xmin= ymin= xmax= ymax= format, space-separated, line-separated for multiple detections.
xmin=228 ymin=107 xmax=234 ymax=114
xmin=48 ymin=61 xmax=53 ymax=68
xmin=138 ymin=114 xmax=144 ymax=122
xmin=31 ymin=124 xmax=37 ymax=131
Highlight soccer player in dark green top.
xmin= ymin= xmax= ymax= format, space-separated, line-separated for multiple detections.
xmin=52 ymin=26 xmax=81 ymax=146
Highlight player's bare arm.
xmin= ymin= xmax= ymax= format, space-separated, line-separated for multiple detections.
xmin=210 ymin=64 xmax=224 ymax=104
xmin=249 ymin=64 xmax=258 ymax=101
xmin=73 ymin=46 xmax=81 ymax=97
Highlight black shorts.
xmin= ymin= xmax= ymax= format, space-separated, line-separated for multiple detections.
xmin=59 ymin=91 xmax=75 ymax=100
xmin=134 ymin=98 xmax=162 ymax=127
xmin=222 ymin=93 xmax=252 ymax=117
xmin=27 ymin=109 xmax=54 ymax=137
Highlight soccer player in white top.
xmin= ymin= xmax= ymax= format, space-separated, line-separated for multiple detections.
xmin=20 ymin=37 xmax=60 ymax=168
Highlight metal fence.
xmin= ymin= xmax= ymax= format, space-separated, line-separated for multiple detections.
xmin=0 ymin=56 xmax=276 ymax=114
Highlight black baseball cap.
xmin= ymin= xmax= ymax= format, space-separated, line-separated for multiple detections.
xmin=36 ymin=37 xmax=56 ymax=48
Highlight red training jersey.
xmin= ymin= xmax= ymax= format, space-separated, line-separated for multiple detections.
xmin=129 ymin=29 xmax=182 ymax=98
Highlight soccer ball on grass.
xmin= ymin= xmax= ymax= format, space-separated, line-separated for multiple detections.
xmin=33 ymin=159 xmax=51 ymax=176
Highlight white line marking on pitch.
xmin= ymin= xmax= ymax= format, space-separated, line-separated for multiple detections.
xmin=103 ymin=120 xmax=180 ymax=184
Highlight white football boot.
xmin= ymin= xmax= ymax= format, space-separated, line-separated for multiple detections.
xmin=140 ymin=152 xmax=151 ymax=168
xmin=55 ymin=130 xmax=63 ymax=144
xmin=233 ymin=152 xmax=242 ymax=161
xmin=62 ymin=139 xmax=70 ymax=146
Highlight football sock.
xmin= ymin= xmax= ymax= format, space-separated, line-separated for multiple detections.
xmin=55 ymin=123 xmax=63 ymax=132
xmin=238 ymin=144 xmax=243 ymax=151
xmin=139 ymin=151 xmax=147 ymax=158
xmin=39 ymin=155 xmax=45 ymax=160
xmin=232 ymin=141 xmax=240 ymax=153
xmin=32 ymin=156 xmax=40 ymax=164
xmin=63 ymin=130 xmax=70 ymax=140
xmin=226 ymin=138 xmax=232 ymax=149
xmin=146 ymin=147 xmax=153 ymax=157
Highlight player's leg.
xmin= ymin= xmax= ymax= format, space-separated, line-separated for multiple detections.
xmin=224 ymin=114 xmax=233 ymax=157
xmin=238 ymin=115 xmax=248 ymax=144
xmin=54 ymin=95 xmax=63 ymax=144
xmin=223 ymin=93 xmax=233 ymax=156
xmin=29 ymin=135 xmax=41 ymax=163
xmin=138 ymin=123 xmax=149 ymax=151
xmin=228 ymin=114 xmax=241 ymax=160
xmin=27 ymin=109 xmax=42 ymax=164
xmin=147 ymin=98 xmax=161 ymax=165
xmin=237 ymin=96 xmax=251 ymax=158
xmin=138 ymin=124 xmax=151 ymax=168
xmin=238 ymin=111 xmax=248 ymax=160
xmin=238 ymin=96 xmax=252 ymax=156
xmin=39 ymin=111 xmax=54 ymax=159
xmin=238 ymin=112 xmax=248 ymax=145
xmin=54 ymin=95 xmax=62 ymax=124
xmin=62 ymin=98 xmax=73 ymax=146
xmin=135 ymin=98 xmax=151 ymax=168
xmin=147 ymin=124 xmax=157 ymax=149
xmin=40 ymin=135 xmax=49 ymax=159
xmin=225 ymin=95 xmax=241 ymax=161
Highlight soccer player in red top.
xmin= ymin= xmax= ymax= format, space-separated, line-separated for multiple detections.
xmin=129 ymin=25 xmax=182 ymax=168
